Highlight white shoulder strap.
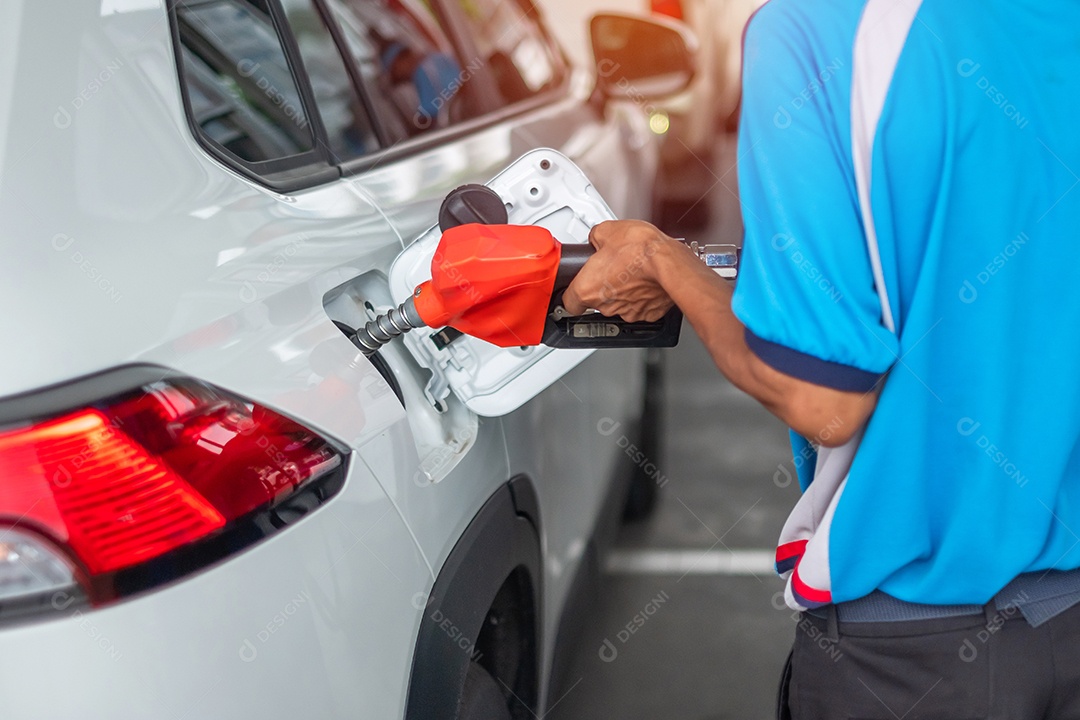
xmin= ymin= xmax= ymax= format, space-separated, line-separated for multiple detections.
xmin=851 ymin=0 xmax=923 ymax=334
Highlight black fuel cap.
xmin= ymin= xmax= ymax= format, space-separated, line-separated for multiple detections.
xmin=438 ymin=184 xmax=509 ymax=231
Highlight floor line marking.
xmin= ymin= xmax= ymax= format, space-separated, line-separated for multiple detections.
xmin=605 ymin=549 xmax=776 ymax=576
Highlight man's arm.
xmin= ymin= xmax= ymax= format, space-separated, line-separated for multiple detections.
xmin=562 ymin=220 xmax=879 ymax=447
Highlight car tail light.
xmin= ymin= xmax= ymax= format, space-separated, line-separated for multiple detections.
xmin=651 ymin=0 xmax=683 ymax=20
xmin=0 ymin=371 xmax=344 ymax=617
xmin=0 ymin=530 xmax=76 ymax=604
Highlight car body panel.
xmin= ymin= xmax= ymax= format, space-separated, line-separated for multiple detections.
xmin=0 ymin=2 xmax=400 ymax=402
xmin=0 ymin=0 xmax=658 ymax=716
xmin=503 ymin=347 xmax=645 ymax=690
xmin=0 ymin=461 xmax=432 ymax=719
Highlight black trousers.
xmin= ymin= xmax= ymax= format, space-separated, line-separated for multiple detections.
xmin=778 ymin=601 xmax=1080 ymax=719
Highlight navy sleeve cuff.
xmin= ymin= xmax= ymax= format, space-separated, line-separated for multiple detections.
xmin=745 ymin=329 xmax=886 ymax=393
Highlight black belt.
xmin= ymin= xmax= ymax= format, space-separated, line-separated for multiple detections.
xmin=808 ymin=566 xmax=1080 ymax=626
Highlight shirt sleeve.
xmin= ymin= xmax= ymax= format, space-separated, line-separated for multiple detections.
xmin=731 ymin=0 xmax=899 ymax=393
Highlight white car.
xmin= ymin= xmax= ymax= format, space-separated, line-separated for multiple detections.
xmin=543 ymin=0 xmax=766 ymax=226
xmin=0 ymin=0 xmax=691 ymax=717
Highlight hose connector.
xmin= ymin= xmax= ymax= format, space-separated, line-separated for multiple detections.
xmin=356 ymin=296 xmax=426 ymax=357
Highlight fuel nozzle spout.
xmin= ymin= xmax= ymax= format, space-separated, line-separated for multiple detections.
xmin=355 ymin=297 xmax=426 ymax=357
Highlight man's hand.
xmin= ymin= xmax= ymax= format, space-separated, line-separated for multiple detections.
xmin=562 ymin=219 xmax=881 ymax=447
xmin=562 ymin=220 xmax=677 ymax=322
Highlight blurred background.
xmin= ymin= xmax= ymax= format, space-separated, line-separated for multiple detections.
xmin=537 ymin=2 xmax=802 ymax=717
xmin=544 ymin=0 xmax=766 ymax=228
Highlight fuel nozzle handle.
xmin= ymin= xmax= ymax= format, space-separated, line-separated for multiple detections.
xmin=554 ymin=243 xmax=596 ymax=288
xmin=549 ymin=242 xmax=595 ymax=315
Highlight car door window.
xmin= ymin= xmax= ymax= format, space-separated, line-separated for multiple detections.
xmin=326 ymin=0 xmax=471 ymax=142
xmin=278 ymin=0 xmax=381 ymax=162
xmin=451 ymin=0 xmax=564 ymax=104
xmin=176 ymin=0 xmax=315 ymax=163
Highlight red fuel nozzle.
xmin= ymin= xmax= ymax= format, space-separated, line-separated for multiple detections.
xmin=412 ymin=224 xmax=567 ymax=347
xmin=353 ymin=182 xmax=681 ymax=359
xmin=353 ymin=222 xmax=597 ymax=357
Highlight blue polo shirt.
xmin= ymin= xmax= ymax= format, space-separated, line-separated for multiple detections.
xmin=732 ymin=0 xmax=1080 ymax=605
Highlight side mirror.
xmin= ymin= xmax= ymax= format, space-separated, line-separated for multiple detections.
xmin=590 ymin=12 xmax=697 ymax=101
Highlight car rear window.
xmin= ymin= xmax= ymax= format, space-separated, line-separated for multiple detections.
xmin=176 ymin=0 xmax=315 ymax=163
xmin=325 ymin=0 xmax=471 ymax=142
xmin=278 ymin=0 xmax=381 ymax=162
xmin=171 ymin=0 xmax=572 ymax=186
xmin=451 ymin=0 xmax=564 ymax=104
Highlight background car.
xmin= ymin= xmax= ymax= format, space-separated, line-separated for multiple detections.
xmin=0 ymin=0 xmax=692 ymax=717
xmin=542 ymin=0 xmax=766 ymax=227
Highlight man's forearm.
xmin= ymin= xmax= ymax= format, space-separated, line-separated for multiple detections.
xmin=560 ymin=220 xmax=879 ymax=444
xmin=651 ymin=238 xmax=876 ymax=446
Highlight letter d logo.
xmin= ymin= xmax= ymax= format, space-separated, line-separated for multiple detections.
xmin=239 ymin=639 xmax=258 ymax=662
xmin=237 ymin=59 xmax=259 ymax=78
xmin=51 ymin=591 xmax=75 ymax=611
xmin=956 ymin=59 xmax=981 ymax=78
xmin=51 ymin=233 xmax=75 ymax=252
xmin=957 ymin=418 xmax=981 ymax=437
xmin=53 ymin=106 xmax=72 ymax=130
xmin=597 ymin=59 xmax=621 ymax=79
xmin=239 ymin=281 xmax=258 ymax=304
xmin=774 ymin=464 xmax=793 ymax=489
xmin=598 ymin=638 xmax=618 ymax=663
xmin=959 ymin=280 xmax=978 ymax=304
xmin=771 ymin=233 xmax=796 ymax=252
xmin=597 ymin=418 xmax=621 ymax=437
xmin=774 ymin=105 xmax=792 ymax=129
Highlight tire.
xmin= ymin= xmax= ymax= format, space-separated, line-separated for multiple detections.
xmin=458 ymin=662 xmax=512 ymax=720
xmin=623 ymin=349 xmax=665 ymax=522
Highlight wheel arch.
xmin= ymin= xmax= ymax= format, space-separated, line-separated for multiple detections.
xmin=404 ymin=476 xmax=542 ymax=720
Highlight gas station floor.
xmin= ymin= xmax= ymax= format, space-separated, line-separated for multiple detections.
xmin=549 ymin=134 xmax=801 ymax=720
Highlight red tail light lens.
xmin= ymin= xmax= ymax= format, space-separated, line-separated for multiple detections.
xmin=0 ymin=373 xmax=343 ymax=608
xmin=0 ymin=409 xmax=227 ymax=574
xmin=651 ymin=0 xmax=684 ymax=20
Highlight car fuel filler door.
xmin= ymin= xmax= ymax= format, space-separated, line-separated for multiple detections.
xmin=386 ymin=149 xmax=684 ymax=417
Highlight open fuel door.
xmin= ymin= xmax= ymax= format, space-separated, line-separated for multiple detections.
xmin=388 ymin=149 xmax=612 ymax=417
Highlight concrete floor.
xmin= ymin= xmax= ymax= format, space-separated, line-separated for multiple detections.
xmin=549 ymin=134 xmax=803 ymax=720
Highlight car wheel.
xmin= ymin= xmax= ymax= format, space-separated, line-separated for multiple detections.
xmin=623 ymin=349 xmax=665 ymax=522
xmin=458 ymin=661 xmax=512 ymax=720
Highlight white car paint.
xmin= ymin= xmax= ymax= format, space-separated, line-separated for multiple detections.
xmin=0 ymin=0 xmax=660 ymax=717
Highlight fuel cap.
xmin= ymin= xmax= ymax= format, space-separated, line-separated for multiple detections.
xmin=438 ymin=184 xmax=509 ymax=231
